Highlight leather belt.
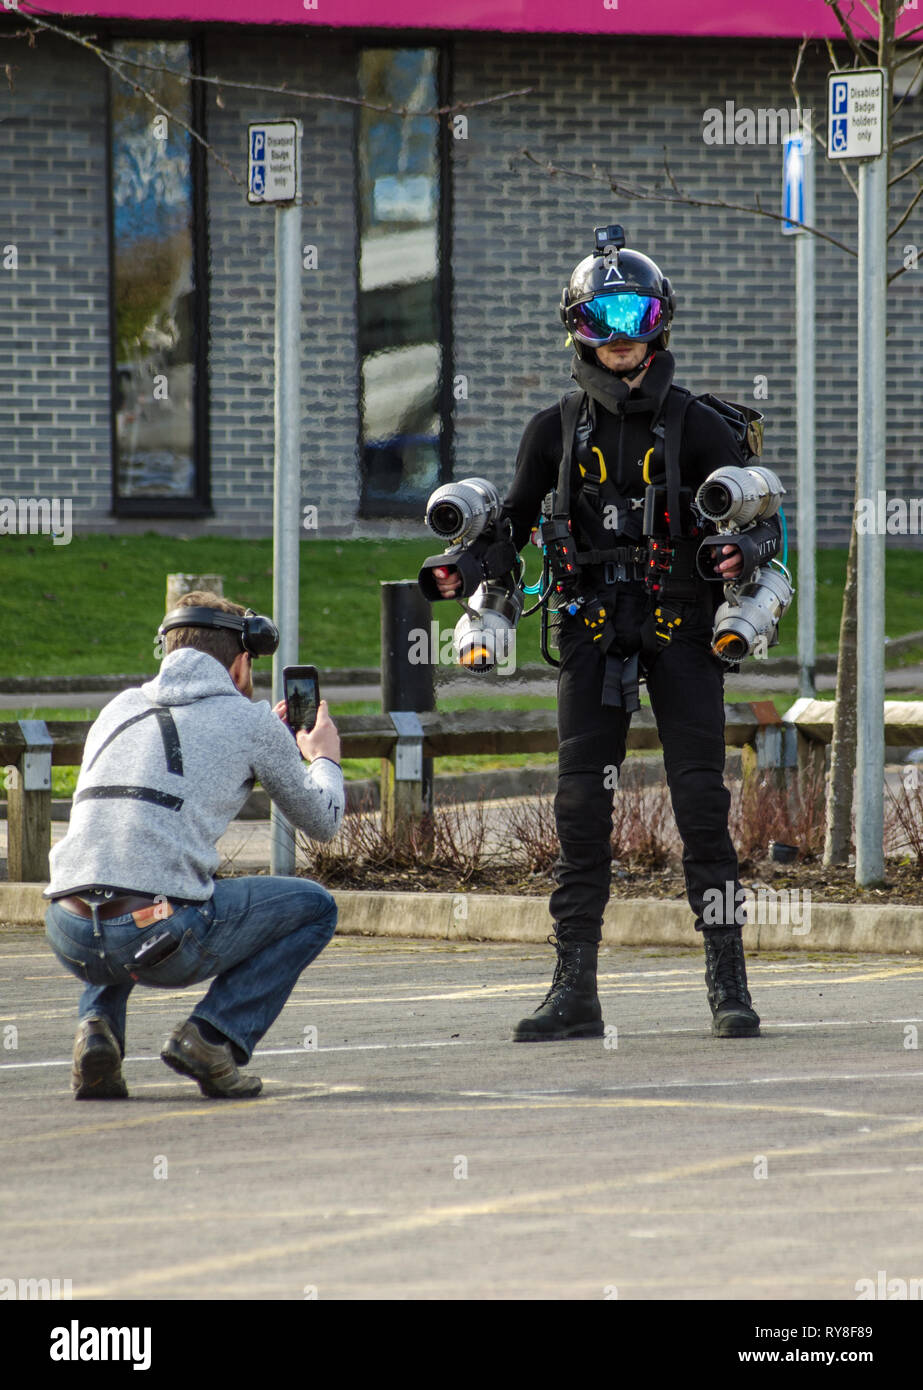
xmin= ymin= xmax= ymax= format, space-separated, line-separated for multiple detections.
xmin=56 ymin=894 xmax=174 ymax=928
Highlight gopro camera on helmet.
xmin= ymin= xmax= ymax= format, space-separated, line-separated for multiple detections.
xmin=560 ymin=225 xmax=675 ymax=356
xmin=594 ymin=224 xmax=626 ymax=252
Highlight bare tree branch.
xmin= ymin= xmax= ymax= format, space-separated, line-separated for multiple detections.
xmin=827 ymin=0 xmax=879 ymax=61
xmin=830 ymin=135 xmax=861 ymax=196
xmin=519 ymin=148 xmax=859 ymax=257
xmin=889 ymin=180 xmax=923 ymax=237
xmin=97 ymin=44 xmax=532 ymax=119
xmin=893 ymin=130 xmax=923 ymax=149
xmin=17 ymin=11 xmax=532 ymax=122
xmin=825 ymin=37 xmax=845 ymax=71
xmin=662 ymin=146 xmax=682 ymax=196
xmin=793 ymin=39 xmax=861 ymax=197
xmin=791 ymin=35 xmax=810 ymax=100
xmin=893 ymin=41 xmax=923 ymax=69
xmin=16 ymin=13 xmax=241 ymax=183
xmin=892 ymin=51 xmax=923 ymax=116
xmin=889 ymin=149 xmax=923 ymax=184
xmin=855 ymin=0 xmax=884 ymax=26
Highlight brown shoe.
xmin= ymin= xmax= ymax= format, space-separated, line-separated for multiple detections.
xmin=72 ymin=1017 xmax=128 ymax=1100
xmin=160 ymin=1020 xmax=262 ymax=1099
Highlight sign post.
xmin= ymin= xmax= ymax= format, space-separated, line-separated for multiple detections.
xmin=249 ymin=119 xmax=303 ymax=877
xmin=782 ymin=131 xmax=816 ymax=698
xmin=826 ymin=69 xmax=887 ymax=885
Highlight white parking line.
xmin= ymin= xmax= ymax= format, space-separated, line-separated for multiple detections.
xmin=4 ymin=1040 xmax=923 ymax=1102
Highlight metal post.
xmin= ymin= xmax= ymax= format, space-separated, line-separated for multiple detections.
xmin=855 ymin=117 xmax=888 ymax=886
xmin=796 ymin=135 xmax=816 ymax=698
xmin=270 ymin=184 xmax=303 ymax=876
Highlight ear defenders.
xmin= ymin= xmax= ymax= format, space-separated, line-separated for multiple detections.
xmin=158 ymin=606 xmax=280 ymax=657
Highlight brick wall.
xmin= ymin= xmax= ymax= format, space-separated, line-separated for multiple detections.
xmin=0 ymin=37 xmax=112 ymax=526
xmin=2 ymin=26 xmax=921 ymax=547
xmin=451 ymin=35 xmax=923 ymax=549
xmin=202 ymin=30 xmax=361 ymax=536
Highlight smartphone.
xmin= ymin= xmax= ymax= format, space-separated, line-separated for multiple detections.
xmin=283 ymin=665 xmax=320 ymax=735
xmin=132 ymin=930 xmax=178 ymax=964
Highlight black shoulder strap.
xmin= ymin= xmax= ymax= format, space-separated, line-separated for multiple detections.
xmin=664 ymin=387 xmax=693 ymax=539
xmin=556 ymin=390 xmax=585 ymax=517
xmin=649 ymin=385 xmax=693 ymax=540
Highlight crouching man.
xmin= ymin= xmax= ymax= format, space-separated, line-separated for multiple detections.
xmin=44 ymin=591 xmax=344 ymax=1101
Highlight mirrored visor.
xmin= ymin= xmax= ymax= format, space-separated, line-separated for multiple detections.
xmin=568 ymin=292 xmax=664 ymax=345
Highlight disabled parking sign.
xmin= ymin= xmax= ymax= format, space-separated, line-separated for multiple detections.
xmin=248 ymin=120 xmax=300 ymax=203
xmin=826 ymin=69 xmax=884 ymax=160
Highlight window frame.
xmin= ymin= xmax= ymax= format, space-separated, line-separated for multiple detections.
xmin=106 ymin=32 xmax=212 ymax=520
xmin=355 ymin=39 xmax=454 ymax=521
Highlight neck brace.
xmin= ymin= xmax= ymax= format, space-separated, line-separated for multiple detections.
xmin=572 ymin=349 xmax=676 ymax=418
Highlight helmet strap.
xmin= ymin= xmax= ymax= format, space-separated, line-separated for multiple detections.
xmin=603 ymin=349 xmax=656 ymax=382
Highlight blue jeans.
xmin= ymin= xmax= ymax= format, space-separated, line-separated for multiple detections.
xmin=44 ymin=876 xmax=338 ymax=1063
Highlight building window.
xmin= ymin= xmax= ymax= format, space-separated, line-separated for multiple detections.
xmin=109 ymin=39 xmax=209 ymax=514
xmin=357 ymin=48 xmax=449 ymax=518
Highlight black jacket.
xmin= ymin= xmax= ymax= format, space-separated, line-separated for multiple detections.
xmin=501 ymin=352 xmax=780 ymax=597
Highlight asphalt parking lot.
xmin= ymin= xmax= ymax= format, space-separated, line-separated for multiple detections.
xmin=2 ymin=932 xmax=923 ymax=1302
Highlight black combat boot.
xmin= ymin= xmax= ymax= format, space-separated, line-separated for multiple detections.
xmin=703 ymin=926 xmax=761 ymax=1037
xmin=513 ymin=935 xmax=605 ymax=1042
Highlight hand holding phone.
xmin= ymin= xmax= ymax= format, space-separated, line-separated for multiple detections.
xmin=283 ymin=665 xmax=320 ymax=735
xmin=281 ymin=667 xmax=341 ymax=765
xmin=296 ymin=700 xmax=341 ymax=766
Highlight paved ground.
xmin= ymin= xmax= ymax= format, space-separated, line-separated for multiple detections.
xmin=3 ymin=932 xmax=923 ymax=1301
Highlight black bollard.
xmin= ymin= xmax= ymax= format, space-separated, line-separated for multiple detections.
xmin=380 ymin=581 xmax=435 ymax=832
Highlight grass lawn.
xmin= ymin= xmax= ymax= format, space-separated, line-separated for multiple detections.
xmin=1 ymin=534 xmax=921 ymax=678
xmin=0 ymin=534 xmax=435 ymax=678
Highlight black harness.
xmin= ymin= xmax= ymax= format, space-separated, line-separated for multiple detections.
xmin=549 ymin=384 xmax=705 ymax=710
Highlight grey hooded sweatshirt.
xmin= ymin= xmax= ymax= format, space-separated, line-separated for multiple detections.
xmin=46 ymin=648 xmax=344 ymax=902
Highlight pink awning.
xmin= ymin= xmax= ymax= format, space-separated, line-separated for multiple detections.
xmin=21 ymin=0 xmax=922 ymax=40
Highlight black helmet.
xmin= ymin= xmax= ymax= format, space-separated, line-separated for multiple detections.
xmin=560 ymin=225 xmax=676 ymax=362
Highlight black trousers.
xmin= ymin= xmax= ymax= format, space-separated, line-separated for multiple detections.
xmin=550 ymin=587 xmax=741 ymax=943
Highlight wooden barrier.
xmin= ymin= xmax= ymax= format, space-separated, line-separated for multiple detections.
xmin=780 ymin=698 xmax=923 ymax=812
xmin=0 ymin=702 xmax=786 ymax=879
xmin=10 ymin=699 xmax=920 ymax=879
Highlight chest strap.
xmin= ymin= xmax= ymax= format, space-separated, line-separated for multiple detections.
xmin=574 ymin=544 xmax=647 ymax=568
